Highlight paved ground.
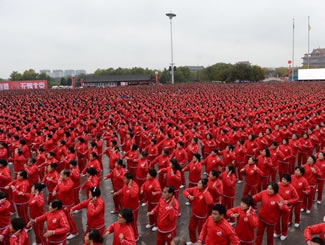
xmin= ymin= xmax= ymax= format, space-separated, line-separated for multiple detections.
xmin=25 ymin=154 xmax=324 ymax=245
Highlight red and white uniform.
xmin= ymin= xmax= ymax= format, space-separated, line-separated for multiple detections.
xmin=28 ymin=193 xmax=46 ymax=244
xmin=105 ymin=222 xmax=136 ymax=245
xmin=105 ymin=167 xmax=126 ymax=211
xmin=304 ymin=223 xmax=325 ymax=243
xmin=207 ymin=177 xmax=223 ymax=205
xmin=183 ymin=160 xmax=202 ymax=187
xmin=42 ymin=170 xmax=59 ymax=204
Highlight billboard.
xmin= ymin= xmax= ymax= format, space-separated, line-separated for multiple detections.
xmin=0 ymin=80 xmax=48 ymax=91
xmin=298 ymin=68 xmax=325 ymax=80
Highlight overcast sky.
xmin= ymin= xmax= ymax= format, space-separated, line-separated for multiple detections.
xmin=0 ymin=0 xmax=324 ymax=78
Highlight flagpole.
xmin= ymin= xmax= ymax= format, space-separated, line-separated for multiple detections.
xmin=308 ymin=16 xmax=310 ymax=69
xmin=292 ymin=18 xmax=295 ymax=81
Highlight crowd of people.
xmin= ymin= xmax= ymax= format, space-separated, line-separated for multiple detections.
xmin=0 ymin=82 xmax=324 ymax=245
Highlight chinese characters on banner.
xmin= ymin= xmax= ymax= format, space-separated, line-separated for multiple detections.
xmin=0 ymin=80 xmax=48 ymax=91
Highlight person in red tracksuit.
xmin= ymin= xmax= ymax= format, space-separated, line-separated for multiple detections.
xmin=207 ymin=170 xmax=223 ymax=209
xmin=0 ymin=218 xmax=29 ymax=245
xmin=104 ymin=208 xmax=136 ymax=245
xmin=28 ymin=199 xmax=70 ymax=245
xmin=186 ymin=137 xmax=199 ymax=162
xmin=13 ymin=149 xmax=26 ymax=177
xmin=145 ymin=138 xmax=159 ymax=164
xmin=147 ymin=186 xmax=179 ymax=245
xmin=0 ymin=192 xmax=11 ymax=245
xmin=53 ymin=169 xmax=78 ymax=239
xmin=42 ymin=163 xmax=59 ymax=204
xmin=24 ymin=158 xmax=39 ymax=185
xmin=71 ymin=187 xmax=105 ymax=236
xmin=201 ymin=133 xmax=217 ymax=159
xmin=151 ymin=149 xmax=170 ymax=189
xmin=221 ymin=164 xmax=237 ymax=214
xmin=69 ymin=160 xmax=81 ymax=205
xmin=159 ymin=158 xmax=182 ymax=200
xmin=0 ymin=142 xmax=8 ymax=161
xmin=227 ymin=195 xmax=258 ymax=245
xmin=304 ymin=219 xmax=325 ymax=244
xmin=140 ymin=169 xmax=161 ymax=231
xmin=302 ymin=155 xmax=321 ymax=213
xmin=105 ymin=160 xmax=126 ymax=213
xmin=183 ymin=153 xmax=202 ymax=188
xmin=274 ymin=174 xmax=299 ymax=241
xmin=278 ymin=138 xmax=293 ymax=178
xmin=244 ymin=134 xmax=258 ymax=163
xmin=197 ymin=204 xmax=240 ymax=245
xmin=0 ymin=160 xmax=12 ymax=206
xmin=202 ymin=148 xmax=222 ymax=175
xmin=298 ymin=133 xmax=313 ymax=166
xmin=289 ymin=133 xmax=300 ymax=174
xmin=114 ymin=172 xmax=140 ymax=241
xmin=290 ymin=166 xmax=310 ymax=227
xmin=76 ymin=138 xmax=88 ymax=171
xmin=253 ymin=182 xmax=289 ymax=245
xmin=5 ymin=170 xmax=30 ymax=226
xmin=269 ymin=142 xmax=284 ymax=182
xmin=257 ymin=148 xmax=272 ymax=191
xmin=27 ymin=183 xmax=46 ymax=245
xmin=183 ymin=178 xmax=213 ymax=244
xmin=234 ymin=139 xmax=246 ymax=183
xmin=315 ymin=152 xmax=325 ymax=204
xmin=241 ymin=156 xmax=263 ymax=196
xmin=171 ymin=142 xmax=188 ymax=187
xmin=123 ymin=144 xmax=139 ymax=178
xmin=82 ymin=152 xmax=101 ymax=177
xmin=136 ymin=151 xmax=149 ymax=190
xmin=84 ymin=228 xmax=104 ymax=245
xmin=81 ymin=168 xmax=100 ymax=199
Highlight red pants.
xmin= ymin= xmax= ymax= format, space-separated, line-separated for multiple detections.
xmin=74 ymin=187 xmax=80 ymax=205
xmin=271 ymin=167 xmax=278 ymax=182
xmin=132 ymin=208 xmax=139 ymax=239
xmin=279 ymin=162 xmax=289 ymax=178
xmin=48 ymin=239 xmax=66 ymax=245
xmin=275 ymin=208 xmax=290 ymax=236
xmin=290 ymin=202 xmax=302 ymax=224
xmin=256 ymin=219 xmax=275 ymax=245
xmin=317 ymin=179 xmax=324 ymax=202
xmin=243 ymin=184 xmax=258 ymax=196
xmin=159 ymin=172 xmax=166 ymax=189
xmin=0 ymin=226 xmax=10 ymax=245
xmin=33 ymin=221 xmax=46 ymax=244
xmin=222 ymin=195 xmax=234 ymax=222
xmin=156 ymin=230 xmax=176 ymax=245
xmin=188 ymin=215 xmax=206 ymax=243
xmin=148 ymin=202 xmax=158 ymax=226
xmin=113 ymin=193 xmax=121 ymax=211
xmin=47 ymin=192 xmax=55 ymax=205
xmin=289 ymin=158 xmax=296 ymax=175
xmin=78 ymin=159 xmax=87 ymax=172
xmin=258 ymin=176 xmax=269 ymax=192
xmin=236 ymin=161 xmax=244 ymax=181
xmin=128 ymin=167 xmax=137 ymax=180
xmin=15 ymin=202 xmax=29 ymax=225
xmin=181 ymin=170 xmax=186 ymax=186
xmin=63 ymin=206 xmax=78 ymax=235
xmin=297 ymin=152 xmax=308 ymax=166
xmin=303 ymin=185 xmax=316 ymax=211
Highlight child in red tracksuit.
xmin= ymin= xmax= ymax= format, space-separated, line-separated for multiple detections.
xmin=302 ymin=155 xmax=321 ymax=213
xmin=28 ymin=199 xmax=70 ymax=245
xmin=140 ymin=169 xmax=161 ymax=231
xmin=27 ymin=183 xmax=46 ymax=245
xmin=234 ymin=139 xmax=246 ymax=182
xmin=183 ymin=179 xmax=213 ymax=244
xmin=197 ymin=204 xmax=240 ymax=245
xmin=71 ymin=187 xmax=105 ymax=235
xmin=105 ymin=160 xmax=126 ymax=213
xmin=290 ymin=166 xmax=310 ymax=227
xmin=227 ymin=195 xmax=258 ymax=245
xmin=274 ymin=174 xmax=299 ymax=241
xmin=253 ymin=182 xmax=289 ymax=245
xmin=241 ymin=156 xmax=263 ymax=196
xmin=183 ymin=153 xmax=202 ymax=188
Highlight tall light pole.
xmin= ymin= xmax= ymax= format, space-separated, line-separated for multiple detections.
xmin=166 ymin=12 xmax=176 ymax=84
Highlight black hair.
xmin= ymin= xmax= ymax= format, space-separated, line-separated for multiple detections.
xmin=308 ymin=155 xmax=316 ymax=164
xmin=69 ymin=160 xmax=77 ymax=167
xmin=210 ymin=169 xmax=220 ymax=178
xmin=28 ymin=158 xmax=36 ymax=164
xmin=271 ymin=141 xmax=278 ymax=147
xmin=164 ymin=185 xmax=175 ymax=195
xmin=120 ymin=208 xmax=134 ymax=224
xmin=19 ymin=170 xmax=28 ymax=179
xmin=68 ymin=147 xmax=75 ymax=153
xmin=0 ymin=159 xmax=8 ymax=167
xmin=50 ymin=163 xmax=57 ymax=169
xmin=193 ymin=153 xmax=201 ymax=162
xmin=227 ymin=164 xmax=236 ymax=175
xmin=0 ymin=191 xmax=7 ymax=200
xmin=200 ymin=178 xmax=209 ymax=187
xmin=263 ymin=148 xmax=270 ymax=157
xmin=241 ymin=195 xmax=255 ymax=207
xmin=212 ymin=148 xmax=219 ymax=154
xmin=78 ymin=137 xmax=85 ymax=143
xmin=212 ymin=204 xmax=226 ymax=215
xmin=62 ymin=169 xmax=70 ymax=177
xmin=295 ymin=166 xmax=305 ymax=175
xmin=116 ymin=159 xmax=125 ymax=168
xmin=11 ymin=218 xmax=25 ymax=231
xmin=88 ymin=229 xmax=103 ymax=243
xmin=90 ymin=152 xmax=98 ymax=159
xmin=90 ymin=142 xmax=97 ymax=148
xmin=163 ymin=148 xmax=170 ymax=155
xmin=131 ymin=144 xmax=138 ymax=151
xmin=86 ymin=167 xmax=98 ymax=176
xmin=124 ymin=172 xmax=134 ymax=180
xmin=310 ymin=237 xmax=325 ymax=245
xmin=90 ymin=186 xmax=101 ymax=197
xmin=33 ymin=183 xmax=46 ymax=192
xmin=50 ymin=199 xmax=62 ymax=210
xmin=267 ymin=182 xmax=279 ymax=194
xmin=19 ymin=139 xmax=27 ymax=145
xmin=282 ymin=173 xmax=291 ymax=182
xmin=148 ymin=168 xmax=157 ymax=178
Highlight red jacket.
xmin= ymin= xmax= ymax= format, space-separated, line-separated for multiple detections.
xmin=1 ymin=227 xmax=29 ymax=245
xmin=202 ymin=154 xmax=222 ymax=174
xmin=0 ymin=148 xmax=8 ymax=161
xmin=28 ymin=193 xmax=45 ymax=219
xmin=0 ymin=166 xmax=12 ymax=189
xmin=118 ymin=180 xmax=139 ymax=211
xmin=105 ymin=167 xmax=126 ymax=191
xmin=82 ymin=159 xmax=101 ymax=176
xmin=70 ymin=166 xmax=81 ymax=189
xmin=81 ymin=175 xmax=100 ymax=196
xmin=220 ymin=172 xmax=236 ymax=197
xmin=25 ymin=165 xmax=39 ymax=185
xmin=291 ymin=175 xmax=310 ymax=201
xmin=304 ymin=223 xmax=325 ymax=242
xmin=34 ymin=210 xmax=70 ymax=243
xmin=54 ymin=178 xmax=74 ymax=206
xmin=315 ymin=158 xmax=325 ymax=180
xmin=207 ymin=177 xmax=223 ymax=204
xmin=136 ymin=158 xmax=148 ymax=181
xmin=105 ymin=222 xmax=136 ymax=245
xmin=303 ymin=163 xmax=321 ymax=185
xmin=42 ymin=170 xmax=59 ymax=193
xmin=278 ymin=183 xmax=299 ymax=208
xmin=160 ymin=167 xmax=181 ymax=191
xmin=198 ymin=217 xmax=240 ymax=245
xmin=256 ymin=155 xmax=272 ymax=177
xmin=0 ymin=199 xmax=11 ymax=229
xmin=226 ymin=206 xmax=258 ymax=243
xmin=183 ymin=187 xmax=213 ymax=218
xmin=171 ymin=148 xmax=188 ymax=166
xmin=253 ymin=190 xmax=288 ymax=225
xmin=183 ymin=160 xmax=202 ymax=185
xmin=140 ymin=178 xmax=161 ymax=204
xmin=71 ymin=197 xmax=105 ymax=230
xmin=9 ymin=179 xmax=30 ymax=204
xmin=152 ymin=196 xmax=179 ymax=233
xmin=241 ymin=164 xmax=263 ymax=185
xmin=150 ymin=155 xmax=169 ymax=169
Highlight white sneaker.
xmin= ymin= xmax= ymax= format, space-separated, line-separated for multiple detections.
xmin=306 ymin=210 xmax=311 ymax=214
xmin=294 ymin=223 xmax=300 ymax=228
xmin=110 ymin=210 xmax=118 ymax=214
xmin=141 ymin=202 xmax=147 ymax=207
xmin=180 ymin=185 xmax=185 ymax=189
xmin=280 ymin=235 xmax=287 ymax=241
xmin=229 ymin=222 xmax=235 ymax=226
xmin=237 ymin=180 xmax=242 ymax=184
xmin=273 ymin=233 xmax=280 ymax=238
xmin=73 ymin=210 xmax=81 ymax=214
xmin=152 ymin=226 xmax=158 ymax=232
xmin=8 ymin=162 xmax=13 ymax=166
xmin=300 ymin=208 xmax=305 ymax=212
xmin=32 ymin=243 xmax=40 ymax=245
xmin=146 ymin=224 xmax=153 ymax=229
xmin=186 ymin=242 xmax=194 ymax=245
xmin=67 ymin=233 xmax=78 ymax=240
xmin=185 ymin=202 xmax=191 ymax=206
xmin=178 ymin=213 xmax=182 ymax=217
xmin=317 ymin=201 xmax=322 ymax=204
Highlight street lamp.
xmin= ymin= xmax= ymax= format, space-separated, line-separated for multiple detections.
xmin=166 ymin=12 xmax=176 ymax=84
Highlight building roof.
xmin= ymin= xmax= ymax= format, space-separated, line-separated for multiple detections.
xmin=312 ymin=48 xmax=325 ymax=55
xmin=84 ymin=74 xmax=152 ymax=83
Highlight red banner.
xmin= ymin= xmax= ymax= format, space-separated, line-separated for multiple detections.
xmin=0 ymin=80 xmax=48 ymax=91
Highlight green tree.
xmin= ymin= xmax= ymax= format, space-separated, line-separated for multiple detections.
xmin=9 ymin=71 xmax=22 ymax=81
xmin=22 ymin=69 xmax=38 ymax=80
xmin=274 ymin=67 xmax=288 ymax=77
